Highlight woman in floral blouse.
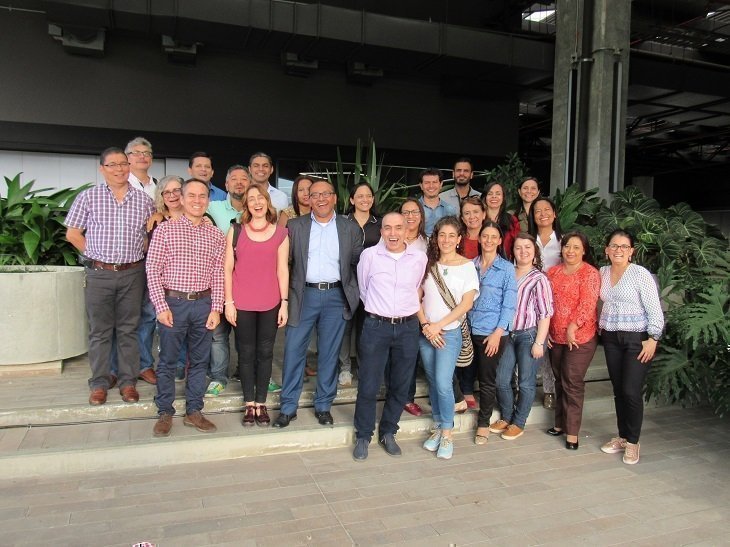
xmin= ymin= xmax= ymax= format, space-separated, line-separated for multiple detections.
xmin=546 ymin=231 xmax=600 ymax=450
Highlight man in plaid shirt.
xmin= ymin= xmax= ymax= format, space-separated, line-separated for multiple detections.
xmin=146 ymin=178 xmax=226 ymax=437
xmin=66 ymin=147 xmax=155 ymax=406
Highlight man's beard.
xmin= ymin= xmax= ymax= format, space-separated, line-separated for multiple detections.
xmin=230 ymin=192 xmax=244 ymax=201
xmin=455 ymin=178 xmax=470 ymax=187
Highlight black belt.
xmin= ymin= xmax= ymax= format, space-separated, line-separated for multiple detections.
xmin=367 ymin=312 xmax=417 ymax=325
xmin=165 ymin=289 xmax=212 ymax=300
xmin=305 ymin=281 xmax=342 ymax=290
xmin=89 ymin=259 xmax=143 ymax=271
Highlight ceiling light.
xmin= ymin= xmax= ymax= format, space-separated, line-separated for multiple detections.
xmin=525 ymin=9 xmax=555 ymax=22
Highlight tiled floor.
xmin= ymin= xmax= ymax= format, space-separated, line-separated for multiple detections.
xmin=0 ymin=405 xmax=727 ymax=546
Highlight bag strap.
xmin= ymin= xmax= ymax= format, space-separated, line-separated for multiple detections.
xmin=231 ymin=220 xmax=242 ymax=262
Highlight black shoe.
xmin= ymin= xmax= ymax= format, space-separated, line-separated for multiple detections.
xmin=353 ymin=438 xmax=369 ymax=461
xmin=315 ymin=410 xmax=334 ymax=425
xmin=565 ymin=440 xmax=579 ymax=450
xmin=272 ymin=413 xmax=297 ymax=428
xmin=546 ymin=427 xmax=564 ymax=436
xmin=378 ymin=433 xmax=402 ymax=457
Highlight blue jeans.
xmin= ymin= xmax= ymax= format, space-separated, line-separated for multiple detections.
xmin=496 ymin=327 xmax=540 ymax=428
xmin=418 ymin=328 xmax=461 ymax=429
xmin=155 ymin=296 xmax=213 ymax=416
xmin=354 ymin=315 xmax=419 ymax=441
xmin=208 ymin=315 xmax=231 ymax=385
xmin=280 ymin=287 xmax=348 ymax=415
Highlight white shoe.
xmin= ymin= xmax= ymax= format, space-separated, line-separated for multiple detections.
xmin=338 ymin=371 xmax=352 ymax=387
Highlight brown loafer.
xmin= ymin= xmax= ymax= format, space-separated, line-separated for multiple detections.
xmin=120 ymin=385 xmax=140 ymax=403
xmin=153 ymin=414 xmax=173 ymax=437
xmin=183 ymin=411 xmax=217 ymax=433
xmin=138 ymin=368 xmax=157 ymax=385
xmin=89 ymin=388 xmax=107 ymax=406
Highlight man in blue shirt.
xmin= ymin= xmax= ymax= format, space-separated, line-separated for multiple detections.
xmin=418 ymin=168 xmax=457 ymax=236
xmin=188 ymin=151 xmax=227 ymax=201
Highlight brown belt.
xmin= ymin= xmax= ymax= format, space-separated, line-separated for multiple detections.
xmin=90 ymin=259 xmax=143 ymax=271
xmin=164 ymin=288 xmax=212 ymax=301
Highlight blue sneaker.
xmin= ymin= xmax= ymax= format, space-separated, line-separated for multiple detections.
xmin=423 ymin=429 xmax=441 ymax=452
xmin=437 ymin=436 xmax=454 ymax=460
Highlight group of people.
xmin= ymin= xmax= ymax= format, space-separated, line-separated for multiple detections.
xmin=64 ymin=142 xmax=664 ymax=465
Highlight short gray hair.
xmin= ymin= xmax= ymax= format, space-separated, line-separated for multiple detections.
xmin=125 ymin=136 xmax=152 ymax=154
xmin=226 ymin=165 xmax=250 ymax=180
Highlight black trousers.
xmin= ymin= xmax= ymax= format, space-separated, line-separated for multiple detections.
xmin=233 ymin=305 xmax=280 ymax=404
xmin=472 ymin=334 xmax=508 ymax=428
xmin=602 ymin=330 xmax=651 ymax=444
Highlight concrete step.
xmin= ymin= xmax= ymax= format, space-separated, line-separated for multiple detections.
xmin=0 ymin=352 xmax=611 ymax=428
xmin=0 ymin=381 xmax=618 ymax=479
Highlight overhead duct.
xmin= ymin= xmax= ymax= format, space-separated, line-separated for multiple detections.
xmin=48 ymin=23 xmax=105 ymax=57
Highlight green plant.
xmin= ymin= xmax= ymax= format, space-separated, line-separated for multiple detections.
xmin=0 ymin=174 xmax=88 ymax=266
xmin=326 ymin=138 xmax=417 ymax=214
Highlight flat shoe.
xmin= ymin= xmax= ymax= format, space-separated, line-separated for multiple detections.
xmin=454 ymin=400 xmax=468 ymax=414
xmin=565 ymin=440 xmax=579 ymax=450
xmin=546 ymin=427 xmax=564 ymax=436
xmin=474 ymin=434 xmax=489 ymax=445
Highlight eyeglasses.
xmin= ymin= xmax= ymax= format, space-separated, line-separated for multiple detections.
xmin=162 ymin=188 xmax=182 ymax=197
xmin=309 ymin=191 xmax=335 ymax=200
xmin=128 ymin=151 xmax=153 ymax=158
xmin=608 ymin=244 xmax=632 ymax=251
xmin=401 ymin=210 xmax=421 ymax=217
xmin=103 ymin=162 xmax=130 ymax=169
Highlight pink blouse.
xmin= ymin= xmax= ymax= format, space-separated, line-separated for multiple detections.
xmin=231 ymin=224 xmax=288 ymax=311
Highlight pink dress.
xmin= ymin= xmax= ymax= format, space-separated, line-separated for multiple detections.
xmin=232 ymin=224 xmax=288 ymax=311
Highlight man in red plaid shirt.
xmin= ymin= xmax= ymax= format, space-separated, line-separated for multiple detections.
xmin=146 ymin=179 xmax=225 ymax=437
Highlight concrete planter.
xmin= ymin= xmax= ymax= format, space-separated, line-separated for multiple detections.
xmin=0 ymin=266 xmax=87 ymax=371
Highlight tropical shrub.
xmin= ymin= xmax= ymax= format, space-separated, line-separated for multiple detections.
xmin=0 ymin=174 xmax=87 ymax=266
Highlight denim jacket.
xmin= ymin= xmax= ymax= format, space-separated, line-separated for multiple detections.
xmin=468 ymin=255 xmax=517 ymax=336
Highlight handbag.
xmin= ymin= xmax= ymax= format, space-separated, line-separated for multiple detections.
xmin=430 ymin=263 xmax=474 ymax=367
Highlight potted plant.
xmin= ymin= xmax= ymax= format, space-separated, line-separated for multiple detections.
xmin=0 ymin=174 xmax=90 ymax=371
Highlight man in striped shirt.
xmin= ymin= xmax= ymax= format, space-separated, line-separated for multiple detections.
xmin=146 ymin=179 xmax=226 ymax=437
xmin=65 ymin=147 xmax=155 ymax=406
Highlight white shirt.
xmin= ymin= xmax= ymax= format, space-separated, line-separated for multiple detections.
xmin=128 ymin=172 xmax=157 ymax=200
xmin=422 ymin=262 xmax=479 ymax=330
xmin=537 ymin=231 xmax=561 ymax=271
xmin=265 ymin=183 xmax=289 ymax=214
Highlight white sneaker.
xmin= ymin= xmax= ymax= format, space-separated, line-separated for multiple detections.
xmin=338 ymin=371 xmax=352 ymax=387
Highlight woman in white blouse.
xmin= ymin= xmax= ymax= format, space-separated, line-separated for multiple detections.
xmin=528 ymin=196 xmax=562 ymax=408
xmin=417 ymin=216 xmax=479 ymax=460
xmin=599 ymin=229 xmax=664 ymax=465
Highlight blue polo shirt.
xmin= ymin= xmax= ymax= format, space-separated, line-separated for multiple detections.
xmin=419 ymin=197 xmax=457 ymax=237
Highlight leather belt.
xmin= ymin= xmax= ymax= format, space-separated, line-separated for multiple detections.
xmin=305 ymin=281 xmax=342 ymax=290
xmin=367 ymin=312 xmax=417 ymax=325
xmin=90 ymin=259 xmax=143 ymax=271
xmin=164 ymin=288 xmax=212 ymax=300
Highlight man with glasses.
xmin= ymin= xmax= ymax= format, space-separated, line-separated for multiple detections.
xmin=203 ymin=165 xmax=252 ymax=397
xmin=125 ymin=136 xmax=157 ymax=200
xmin=248 ymin=152 xmax=288 ymax=214
xmin=273 ymin=179 xmax=363 ymax=428
xmin=65 ymin=147 xmax=155 ymax=406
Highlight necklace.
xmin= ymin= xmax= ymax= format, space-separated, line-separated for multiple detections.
xmin=248 ymin=221 xmax=269 ymax=232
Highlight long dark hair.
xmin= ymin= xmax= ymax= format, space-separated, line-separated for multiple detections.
xmin=528 ymin=196 xmax=562 ymax=241
xmin=347 ymin=181 xmax=379 ymax=216
xmin=482 ymin=181 xmax=513 ymax=238
xmin=561 ymin=230 xmax=596 ymax=267
xmin=516 ymin=177 xmax=540 ymax=232
xmin=477 ymin=219 xmax=506 ymax=260
xmin=423 ymin=216 xmax=463 ymax=284
xmin=290 ymin=175 xmax=313 ymax=217
xmin=400 ymin=198 xmax=427 ymax=241
xmin=513 ymin=232 xmax=543 ymax=271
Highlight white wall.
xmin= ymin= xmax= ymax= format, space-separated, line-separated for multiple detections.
xmin=0 ymin=150 xmax=188 ymax=192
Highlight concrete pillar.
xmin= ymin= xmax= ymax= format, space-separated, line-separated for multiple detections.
xmin=632 ymin=176 xmax=654 ymax=197
xmin=549 ymin=0 xmax=631 ymax=200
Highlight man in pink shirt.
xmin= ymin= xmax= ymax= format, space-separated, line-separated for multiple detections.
xmin=352 ymin=212 xmax=428 ymax=460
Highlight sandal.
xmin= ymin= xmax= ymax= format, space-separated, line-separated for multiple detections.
xmin=475 ymin=428 xmax=489 ymax=445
